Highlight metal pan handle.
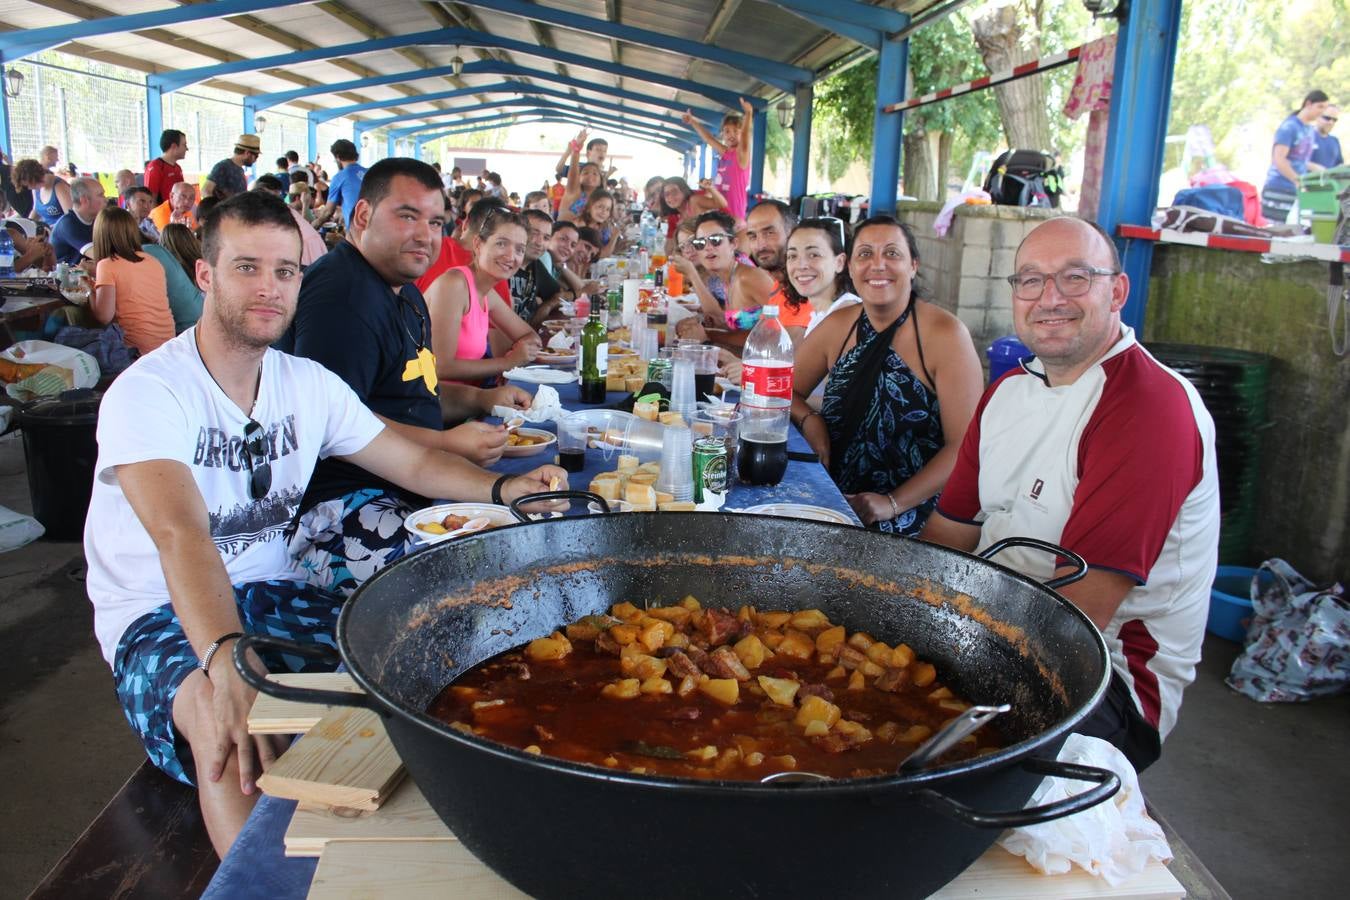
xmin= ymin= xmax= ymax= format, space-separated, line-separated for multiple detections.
xmin=509 ymin=490 xmax=609 ymax=522
xmin=979 ymin=537 xmax=1088 ymax=589
xmin=233 ymin=634 xmax=373 ymax=709
xmin=916 ymin=758 xmax=1120 ymax=828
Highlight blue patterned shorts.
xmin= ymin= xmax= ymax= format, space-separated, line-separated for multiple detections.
xmin=289 ymin=488 xmax=419 ymax=598
xmin=112 ymin=580 xmax=344 ymax=786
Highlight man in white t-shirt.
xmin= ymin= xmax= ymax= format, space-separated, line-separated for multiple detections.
xmin=922 ymin=217 xmax=1219 ymax=772
xmin=83 ymin=192 xmax=565 ymax=857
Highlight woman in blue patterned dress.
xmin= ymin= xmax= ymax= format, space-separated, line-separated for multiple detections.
xmin=790 ymin=216 xmax=984 ymax=535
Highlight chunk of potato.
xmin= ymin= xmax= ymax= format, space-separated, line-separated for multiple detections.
xmin=788 ymin=609 xmax=831 ymax=632
xmin=794 ymin=694 xmax=841 ymax=729
xmin=698 ymin=678 xmax=740 ymax=705
xmin=686 ymin=745 xmax=718 ymax=762
xmin=611 ymin=601 xmax=644 ymax=622
xmin=761 ymin=631 xmax=786 ymax=650
xmin=865 ymin=641 xmax=893 ymax=666
xmin=825 ymin=665 xmax=847 ymax=681
xmin=745 ymin=751 xmax=765 ymax=767
xmin=860 ymin=660 xmax=885 ymax=678
xmin=648 ymin=606 xmax=692 ymax=628
xmin=846 ymin=631 xmax=876 ymax=651
xmin=803 ymin=719 xmax=830 ymax=737
xmin=911 ymin=661 xmax=937 ymax=688
xmin=639 ymin=676 xmax=673 ymax=695
xmin=600 ymin=678 xmax=641 ymax=699
xmin=639 ymin=619 xmax=674 ymax=652
xmin=890 ymin=643 xmax=915 ymax=669
xmin=833 ymin=719 xmax=873 ymax=745
xmin=737 ymin=604 xmax=756 ymax=623
xmin=898 ymin=724 xmax=933 ymax=743
xmin=733 ymin=634 xmax=768 ymax=670
xmin=757 ymin=675 xmax=801 ymax=707
xmin=634 ymin=656 xmax=668 ymax=680
xmin=815 ymin=625 xmax=846 ymax=655
xmin=676 ymin=674 xmax=699 ymax=698
xmin=608 ymin=623 xmax=639 ymax=646
xmin=776 ymin=629 xmax=815 ymax=660
xmin=757 ymin=611 xmax=792 ymax=629
xmin=928 ymin=686 xmax=954 ymax=701
xmin=525 ymin=634 xmax=572 ymax=661
xmin=875 ymin=721 xmax=900 ymax=742
xmin=846 ymin=670 xmax=866 ymax=691
xmin=666 ymin=631 xmax=691 ymax=649
xmin=678 ymin=595 xmax=702 ymax=611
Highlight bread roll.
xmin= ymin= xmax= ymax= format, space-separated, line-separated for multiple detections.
xmin=658 ymin=501 xmax=696 ymax=511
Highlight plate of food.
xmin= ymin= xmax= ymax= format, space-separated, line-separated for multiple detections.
xmin=737 ymin=503 xmax=858 ymax=525
xmin=534 ymin=351 xmax=577 ymax=367
xmin=502 ymin=427 xmax=557 ymax=457
xmin=404 ymin=502 xmax=516 ymax=545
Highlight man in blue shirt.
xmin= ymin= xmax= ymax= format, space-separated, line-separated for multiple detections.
xmin=1311 ymin=105 xmax=1343 ymax=170
xmin=309 ymin=139 xmax=366 ymax=230
xmin=50 ymin=176 xmax=104 ymax=265
xmin=1262 ymin=90 xmax=1328 ymax=223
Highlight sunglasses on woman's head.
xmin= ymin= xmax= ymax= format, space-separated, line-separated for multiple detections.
xmin=690 ymin=233 xmax=735 ymax=250
xmin=242 ymin=419 xmax=272 ymax=500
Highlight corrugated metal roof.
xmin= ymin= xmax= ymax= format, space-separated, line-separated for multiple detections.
xmin=0 ymin=1 xmax=941 ymax=141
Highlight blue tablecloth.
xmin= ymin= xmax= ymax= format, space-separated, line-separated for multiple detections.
xmin=203 ymin=379 xmax=859 ymax=898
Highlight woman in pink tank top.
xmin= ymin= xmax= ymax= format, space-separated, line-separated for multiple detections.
xmin=679 ymin=97 xmax=754 ymax=225
xmin=423 ymin=208 xmax=541 ymax=384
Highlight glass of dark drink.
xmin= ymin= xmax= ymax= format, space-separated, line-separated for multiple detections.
xmin=557 ymin=415 xmax=588 ymax=474
xmin=737 ymin=431 xmax=788 ymax=486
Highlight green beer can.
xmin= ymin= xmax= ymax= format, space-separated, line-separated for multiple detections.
xmin=692 ymin=436 xmax=729 ymax=504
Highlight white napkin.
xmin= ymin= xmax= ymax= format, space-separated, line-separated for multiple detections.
xmin=546 ymin=330 xmax=576 ymax=352
xmin=503 ymin=366 xmax=575 ymax=385
xmin=997 ymin=734 xmax=1172 ymax=885
xmin=493 ymin=384 xmax=568 ymax=423
xmin=665 ymin=302 xmax=699 ymax=329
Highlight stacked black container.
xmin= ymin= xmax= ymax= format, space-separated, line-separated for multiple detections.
xmin=1145 ymin=343 xmax=1271 ymax=563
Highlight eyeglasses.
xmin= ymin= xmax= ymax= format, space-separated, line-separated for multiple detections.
xmin=690 ymin=233 xmax=734 ymax=250
xmin=1006 ymin=266 xmax=1119 ymax=300
xmin=1321 ymin=115 xmax=1338 ymax=123
xmin=242 ymin=419 xmax=273 ymax=500
xmin=799 ymin=216 xmax=847 ymax=245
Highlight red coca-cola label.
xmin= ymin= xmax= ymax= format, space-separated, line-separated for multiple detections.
xmin=742 ymin=362 xmax=793 ymax=400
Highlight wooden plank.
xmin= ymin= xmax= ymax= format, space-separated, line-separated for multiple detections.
xmin=932 ymin=849 xmax=1185 ymax=899
xmin=258 ymin=707 xmax=404 ymax=811
xmin=248 ymin=672 xmax=365 ymax=735
xmin=29 ymin=761 xmax=217 ymax=900
xmin=308 ymin=841 xmax=526 ymax=900
xmin=285 ymin=779 xmax=454 ymax=857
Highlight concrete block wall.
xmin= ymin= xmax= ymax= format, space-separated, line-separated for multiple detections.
xmin=895 ymin=201 xmax=1060 ymax=359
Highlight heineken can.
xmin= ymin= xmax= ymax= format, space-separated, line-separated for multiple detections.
xmin=692 ymin=436 xmax=729 ymax=505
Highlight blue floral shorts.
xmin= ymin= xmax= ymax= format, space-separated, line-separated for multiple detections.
xmin=288 ymin=488 xmax=419 ymax=598
xmin=112 ymin=580 xmax=344 ymax=786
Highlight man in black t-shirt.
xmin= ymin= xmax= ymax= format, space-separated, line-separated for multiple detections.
xmin=277 ymin=158 xmax=543 ymax=596
xmin=510 ymin=208 xmax=564 ymax=326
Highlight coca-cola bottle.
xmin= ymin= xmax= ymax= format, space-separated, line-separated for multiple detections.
xmin=738 ymin=306 xmax=793 ymax=485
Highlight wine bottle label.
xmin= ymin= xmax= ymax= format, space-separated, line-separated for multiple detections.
xmin=596 ymin=342 xmax=608 ymax=375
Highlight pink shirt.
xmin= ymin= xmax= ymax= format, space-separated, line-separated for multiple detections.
xmin=714 ymin=148 xmax=749 ymax=222
xmin=451 ymin=265 xmax=491 ymax=363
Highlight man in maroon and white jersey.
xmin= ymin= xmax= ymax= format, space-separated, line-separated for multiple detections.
xmin=922 ymin=217 xmax=1220 ymax=772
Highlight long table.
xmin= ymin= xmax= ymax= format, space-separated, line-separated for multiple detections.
xmin=202 ymin=378 xmax=860 ymax=899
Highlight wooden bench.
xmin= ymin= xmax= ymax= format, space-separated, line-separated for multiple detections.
xmin=29 ymin=761 xmax=217 ymax=899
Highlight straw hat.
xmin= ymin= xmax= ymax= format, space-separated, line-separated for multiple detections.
xmin=235 ymin=134 xmax=262 ymax=153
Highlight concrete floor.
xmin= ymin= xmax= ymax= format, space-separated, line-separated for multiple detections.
xmin=0 ymin=428 xmax=1347 ymax=898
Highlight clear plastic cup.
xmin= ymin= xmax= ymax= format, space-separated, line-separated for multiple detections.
xmin=655 ymin=426 xmax=694 ymax=502
xmin=670 ymin=358 xmax=697 ymax=422
xmin=621 ymin=415 xmax=667 ymax=461
xmin=694 ymin=407 xmax=743 ymax=476
xmin=558 ymin=413 xmax=588 ymax=472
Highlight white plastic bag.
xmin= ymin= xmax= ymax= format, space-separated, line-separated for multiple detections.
xmin=0 ymin=340 xmax=100 ymax=401
xmin=0 ymin=504 xmax=45 ymax=552
xmin=997 ymin=734 xmax=1172 ymax=885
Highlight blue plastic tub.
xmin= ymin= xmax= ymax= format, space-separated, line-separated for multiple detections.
xmin=1209 ymin=565 xmax=1273 ymax=642
xmin=986 ymin=335 xmax=1031 ymax=382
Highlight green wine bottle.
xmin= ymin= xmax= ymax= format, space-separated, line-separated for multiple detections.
xmin=579 ymin=305 xmax=608 ymax=403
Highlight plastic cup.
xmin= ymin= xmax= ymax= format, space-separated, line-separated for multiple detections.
xmin=694 ymin=407 xmax=743 ymax=476
xmin=670 ymin=358 xmax=697 ymax=422
xmin=642 ymin=329 xmax=661 ymax=366
xmin=621 ymin=415 xmax=668 ymax=461
xmin=655 ymin=425 xmax=694 ymax=502
xmin=558 ymin=413 xmax=588 ymax=472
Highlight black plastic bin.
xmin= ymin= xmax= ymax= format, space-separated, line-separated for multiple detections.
xmin=18 ymin=390 xmax=101 ymax=541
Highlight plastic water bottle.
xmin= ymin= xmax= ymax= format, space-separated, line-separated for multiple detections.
xmin=738 ymin=306 xmax=793 ymax=485
xmin=640 ymin=210 xmax=657 ymax=249
xmin=0 ymin=228 xmax=14 ymax=277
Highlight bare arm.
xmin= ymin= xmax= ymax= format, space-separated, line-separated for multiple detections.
xmin=736 ymin=97 xmax=754 ymax=167
xmin=557 ymin=131 xmax=585 ymax=222
xmin=486 ymin=287 xmax=539 ymax=345
xmin=681 ymin=111 xmax=726 ymax=155
xmin=1052 ymin=568 xmax=1136 ymax=631
xmin=729 ymin=265 xmax=776 ymax=312
xmin=309 ymin=201 xmax=339 ymax=230
xmin=373 ymin=412 xmax=508 ymax=469
xmin=1272 ymin=144 xmax=1299 ymax=186
xmin=201 ymin=179 xmax=218 ymax=199
xmin=91 ymin=278 xmax=117 ymax=325
xmin=919 ymin=512 xmax=981 ymax=552
xmin=426 ymin=270 xmax=538 ymax=380
xmin=56 ymin=179 xmax=72 ymax=212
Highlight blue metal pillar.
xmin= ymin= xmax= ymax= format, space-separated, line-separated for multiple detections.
xmin=0 ymin=78 xmax=11 ymax=158
xmin=789 ymin=83 xmax=813 ymax=203
xmin=749 ymin=109 xmax=766 ymax=206
xmin=869 ymin=29 xmax=909 ymax=215
xmin=145 ymin=81 xmax=163 ymax=162
xmin=700 ymin=145 xmax=709 ymax=180
xmin=242 ymin=102 xmax=256 ymax=136
xmin=386 ymin=133 xmax=396 ymax=159
xmin=1095 ymin=0 xmax=1183 ymax=333
xmin=306 ymin=116 xmax=318 ymax=163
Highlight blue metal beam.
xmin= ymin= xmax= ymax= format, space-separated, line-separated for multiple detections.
xmin=150 ymin=26 xmax=785 ymax=101
xmin=244 ymin=52 xmax=751 ymax=115
xmin=306 ymin=117 xmax=317 ymax=163
xmin=0 ymin=0 xmax=315 ymax=62
xmin=1097 ymin=0 xmax=1184 ymax=333
xmin=869 ymin=30 xmax=910 ymax=214
xmin=392 ymin=104 xmax=694 ymax=152
xmin=766 ymin=6 xmax=882 ymax=48
xmin=749 ymin=110 xmax=767 ymax=204
xmin=789 ymin=83 xmax=813 ymax=201
xmin=459 ymin=0 xmax=810 ymax=91
xmin=368 ymin=94 xmax=697 ymax=142
xmin=302 ymin=65 xmax=721 ymax=125
xmin=383 ymin=98 xmax=686 ymax=142
xmin=415 ymin=113 xmax=690 ymax=154
xmin=767 ymin=0 xmax=907 ymax=32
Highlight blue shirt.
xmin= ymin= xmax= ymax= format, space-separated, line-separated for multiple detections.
xmin=277 ymin=239 xmax=438 ymax=509
xmin=1264 ymin=115 xmax=1319 ymax=193
xmin=140 ymin=242 xmax=203 ymax=334
xmin=1311 ymin=134 xmax=1343 ymax=170
xmin=49 ymin=211 xmax=93 ymax=265
xmin=327 ymin=163 xmax=367 ymax=227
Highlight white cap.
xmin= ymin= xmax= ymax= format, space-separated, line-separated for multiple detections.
xmin=78 ymin=242 xmax=95 ymax=260
xmin=3 ymin=216 xmax=36 ymax=239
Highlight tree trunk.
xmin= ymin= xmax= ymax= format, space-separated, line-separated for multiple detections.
xmin=903 ymin=127 xmax=936 ymax=201
xmin=971 ymin=1 xmax=1052 ymax=152
xmin=937 ymin=131 xmax=954 ymax=197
